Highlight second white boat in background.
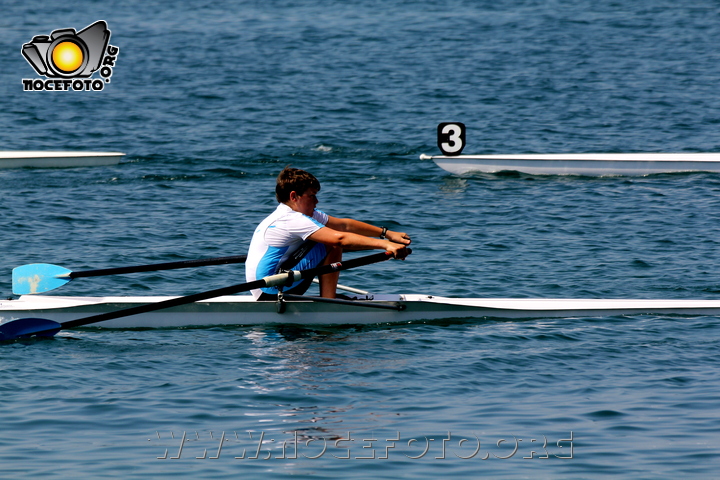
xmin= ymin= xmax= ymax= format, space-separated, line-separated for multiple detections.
xmin=0 ymin=151 xmax=125 ymax=169
xmin=421 ymin=153 xmax=720 ymax=176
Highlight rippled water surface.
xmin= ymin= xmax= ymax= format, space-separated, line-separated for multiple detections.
xmin=2 ymin=1 xmax=720 ymax=478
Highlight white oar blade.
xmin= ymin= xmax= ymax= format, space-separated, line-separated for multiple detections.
xmin=12 ymin=264 xmax=73 ymax=295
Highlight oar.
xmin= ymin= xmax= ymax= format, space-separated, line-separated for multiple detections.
xmin=12 ymin=255 xmax=248 ymax=295
xmin=0 ymin=250 xmax=407 ymax=342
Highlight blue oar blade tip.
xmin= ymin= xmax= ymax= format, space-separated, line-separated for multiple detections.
xmin=0 ymin=318 xmax=62 ymax=342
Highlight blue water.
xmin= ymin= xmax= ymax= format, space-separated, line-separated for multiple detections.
xmin=2 ymin=1 xmax=720 ymax=477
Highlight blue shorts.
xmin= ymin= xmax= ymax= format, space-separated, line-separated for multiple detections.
xmin=259 ymin=242 xmax=328 ymax=298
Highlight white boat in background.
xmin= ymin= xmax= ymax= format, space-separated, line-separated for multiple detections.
xmin=0 ymin=151 xmax=125 ymax=169
xmin=2 ymin=294 xmax=720 ymax=329
xmin=420 ymin=153 xmax=720 ymax=176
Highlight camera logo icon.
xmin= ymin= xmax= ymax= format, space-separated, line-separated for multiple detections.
xmin=22 ymin=20 xmax=110 ymax=78
xmin=22 ymin=21 xmax=119 ymax=91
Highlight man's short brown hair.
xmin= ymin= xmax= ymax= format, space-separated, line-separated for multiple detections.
xmin=275 ymin=167 xmax=321 ymax=203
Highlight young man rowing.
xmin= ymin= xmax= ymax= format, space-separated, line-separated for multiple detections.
xmin=246 ymin=167 xmax=411 ymax=299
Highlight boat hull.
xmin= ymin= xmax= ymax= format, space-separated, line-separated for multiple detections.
xmin=0 ymin=151 xmax=125 ymax=169
xmin=422 ymin=153 xmax=720 ymax=176
xmin=2 ymin=294 xmax=720 ymax=329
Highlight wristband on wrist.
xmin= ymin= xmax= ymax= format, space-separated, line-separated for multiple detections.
xmin=380 ymin=226 xmax=388 ymax=239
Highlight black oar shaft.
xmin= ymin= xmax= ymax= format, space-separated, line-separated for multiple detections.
xmin=60 ymin=251 xmax=398 ymax=330
xmin=61 ymin=278 xmax=267 ymax=329
xmin=68 ymin=255 xmax=248 ymax=279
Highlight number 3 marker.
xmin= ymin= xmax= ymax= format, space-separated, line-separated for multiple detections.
xmin=437 ymin=122 xmax=466 ymax=156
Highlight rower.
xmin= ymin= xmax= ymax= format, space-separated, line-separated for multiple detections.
xmin=245 ymin=167 xmax=411 ymax=300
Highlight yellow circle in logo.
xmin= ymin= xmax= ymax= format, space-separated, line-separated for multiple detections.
xmin=52 ymin=41 xmax=84 ymax=73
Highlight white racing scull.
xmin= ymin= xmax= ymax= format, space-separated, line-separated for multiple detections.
xmin=421 ymin=153 xmax=720 ymax=176
xmin=0 ymin=151 xmax=125 ymax=169
xmin=2 ymin=294 xmax=720 ymax=328
xmin=424 ymin=123 xmax=720 ymax=176
xmin=4 ymin=251 xmax=720 ymax=338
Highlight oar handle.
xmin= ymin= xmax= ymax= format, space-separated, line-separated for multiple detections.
xmin=67 ymin=255 xmax=248 ymax=278
xmin=60 ymin=250 xmax=407 ymax=330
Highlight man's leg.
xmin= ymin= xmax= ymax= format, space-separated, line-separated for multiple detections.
xmin=319 ymin=245 xmax=342 ymax=298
